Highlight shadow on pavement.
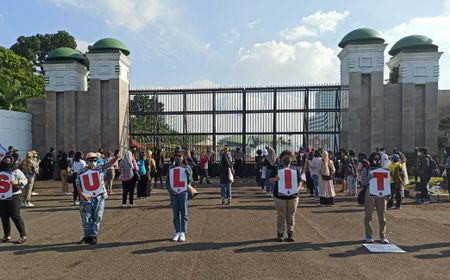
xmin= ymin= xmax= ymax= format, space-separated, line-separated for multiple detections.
xmin=132 ymin=239 xmax=274 ymax=254
xmin=0 ymin=239 xmax=168 ymax=255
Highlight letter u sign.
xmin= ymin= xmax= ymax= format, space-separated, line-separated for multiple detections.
xmin=80 ymin=170 xmax=103 ymax=197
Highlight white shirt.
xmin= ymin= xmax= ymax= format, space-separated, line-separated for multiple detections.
xmin=72 ymin=160 xmax=86 ymax=173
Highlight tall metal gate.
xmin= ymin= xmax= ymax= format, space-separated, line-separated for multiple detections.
xmin=129 ymin=85 xmax=348 ymax=159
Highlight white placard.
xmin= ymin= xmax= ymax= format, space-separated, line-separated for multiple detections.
xmin=363 ymin=244 xmax=405 ymax=253
xmin=169 ymin=166 xmax=188 ymax=193
xmin=277 ymin=168 xmax=298 ymax=196
xmin=80 ymin=170 xmax=104 ymax=197
xmin=369 ymin=168 xmax=391 ymax=197
xmin=0 ymin=171 xmax=12 ymax=200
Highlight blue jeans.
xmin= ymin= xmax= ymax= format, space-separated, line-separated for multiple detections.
xmin=347 ymin=175 xmax=357 ymax=194
xmin=170 ymin=192 xmax=188 ymax=233
xmin=220 ymin=183 xmax=232 ymax=199
xmin=312 ymin=174 xmax=319 ymax=197
xmin=79 ymin=195 xmax=105 ymax=238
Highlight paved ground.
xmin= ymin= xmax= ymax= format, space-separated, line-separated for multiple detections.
xmin=2 ymin=178 xmax=450 ymax=280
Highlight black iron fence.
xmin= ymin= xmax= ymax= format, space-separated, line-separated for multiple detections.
xmin=129 ymin=85 xmax=348 ymax=161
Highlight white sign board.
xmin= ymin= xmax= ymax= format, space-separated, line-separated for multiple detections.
xmin=363 ymin=244 xmax=405 ymax=253
xmin=0 ymin=171 xmax=12 ymax=200
xmin=277 ymin=168 xmax=298 ymax=196
xmin=169 ymin=166 xmax=188 ymax=193
xmin=369 ymin=168 xmax=391 ymax=197
xmin=80 ymin=170 xmax=104 ymax=197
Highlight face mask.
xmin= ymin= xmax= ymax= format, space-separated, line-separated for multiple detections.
xmin=174 ymin=158 xmax=182 ymax=165
xmin=87 ymin=161 xmax=97 ymax=168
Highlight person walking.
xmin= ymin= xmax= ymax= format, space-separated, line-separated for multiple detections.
xmin=185 ymin=150 xmax=198 ymax=183
xmin=76 ymin=151 xmax=120 ymax=245
xmin=136 ymin=151 xmax=149 ymax=199
xmin=318 ymin=151 xmax=336 ymax=206
xmin=269 ymin=151 xmax=299 ymax=242
xmin=219 ymin=146 xmax=234 ymax=205
xmin=71 ymin=152 xmax=86 ymax=206
xmin=20 ymin=151 xmax=39 ymax=208
xmin=199 ymin=150 xmax=211 ymax=184
xmin=167 ymin=149 xmax=192 ymax=242
xmin=233 ymin=148 xmax=244 ymax=178
xmin=0 ymin=155 xmax=28 ymax=244
xmin=119 ymin=151 xmax=139 ymax=207
xmin=363 ymin=152 xmax=389 ymax=244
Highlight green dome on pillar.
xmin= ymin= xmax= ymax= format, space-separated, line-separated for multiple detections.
xmin=90 ymin=38 xmax=130 ymax=56
xmin=45 ymin=47 xmax=87 ymax=65
xmin=338 ymin=28 xmax=385 ymax=48
xmin=388 ymin=35 xmax=438 ymax=56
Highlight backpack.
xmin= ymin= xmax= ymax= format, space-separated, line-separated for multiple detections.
xmin=428 ymin=156 xmax=439 ymax=177
xmin=393 ymin=165 xmax=405 ymax=185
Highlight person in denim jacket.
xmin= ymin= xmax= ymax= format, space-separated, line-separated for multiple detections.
xmin=167 ymin=149 xmax=193 ymax=242
xmin=76 ymin=151 xmax=120 ymax=245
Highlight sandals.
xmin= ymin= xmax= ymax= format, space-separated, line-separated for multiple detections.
xmin=2 ymin=236 xmax=11 ymax=243
xmin=16 ymin=236 xmax=27 ymax=244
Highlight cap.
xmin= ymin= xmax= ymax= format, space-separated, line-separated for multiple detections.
xmin=391 ymin=154 xmax=400 ymax=162
xmin=174 ymin=148 xmax=185 ymax=156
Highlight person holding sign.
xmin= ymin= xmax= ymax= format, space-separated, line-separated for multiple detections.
xmin=269 ymin=151 xmax=299 ymax=242
xmin=167 ymin=149 xmax=193 ymax=242
xmin=76 ymin=151 xmax=120 ymax=245
xmin=0 ymin=155 xmax=28 ymax=244
xmin=364 ymin=152 xmax=390 ymax=244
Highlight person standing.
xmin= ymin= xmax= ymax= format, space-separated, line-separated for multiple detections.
xmin=104 ymin=152 xmax=116 ymax=195
xmin=233 ymin=148 xmax=244 ymax=178
xmin=269 ymin=151 xmax=299 ymax=242
xmin=119 ymin=151 xmax=139 ymax=207
xmin=219 ymin=146 xmax=234 ymax=205
xmin=0 ymin=155 xmax=28 ymax=244
xmin=167 ymin=149 xmax=192 ymax=242
xmin=255 ymin=149 xmax=263 ymax=188
xmin=76 ymin=151 xmax=120 ymax=245
xmin=264 ymin=148 xmax=277 ymax=195
xmin=310 ymin=150 xmax=321 ymax=199
xmin=71 ymin=152 xmax=86 ymax=206
xmin=185 ymin=150 xmax=198 ymax=183
xmin=318 ymin=151 xmax=336 ymax=206
xmin=146 ymin=150 xmax=157 ymax=195
xmin=136 ymin=151 xmax=149 ymax=199
xmin=58 ymin=152 xmax=70 ymax=196
xmin=363 ymin=152 xmax=389 ymax=244
xmin=20 ymin=151 xmax=39 ymax=208
xmin=388 ymin=154 xmax=404 ymax=209
xmin=416 ymin=147 xmax=432 ymax=204
xmin=445 ymin=147 xmax=450 ymax=200
xmin=346 ymin=150 xmax=358 ymax=196
xmin=154 ymin=149 xmax=164 ymax=188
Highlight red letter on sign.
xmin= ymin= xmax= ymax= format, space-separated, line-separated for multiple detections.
xmin=284 ymin=170 xmax=292 ymax=189
xmin=82 ymin=172 xmax=100 ymax=191
xmin=173 ymin=169 xmax=185 ymax=188
xmin=373 ymin=172 xmax=388 ymax=191
xmin=0 ymin=174 xmax=11 ymax=193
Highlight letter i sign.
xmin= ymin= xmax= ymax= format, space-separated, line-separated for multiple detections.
xmin=285 ymin=169 xmax=292 ymax=195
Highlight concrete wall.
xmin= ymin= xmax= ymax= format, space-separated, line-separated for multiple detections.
xmin=0 ymin=109 xmax=32 ymax=158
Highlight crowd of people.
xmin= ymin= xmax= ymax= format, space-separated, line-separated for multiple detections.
xmin=0 ymin=143 xmax=449 ymax=245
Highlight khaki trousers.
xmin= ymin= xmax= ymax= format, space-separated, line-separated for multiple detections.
xmin=23 ymin=176 xmax=35 ymax=202
xmin=364 ymin=189 xmax=387 ymax=238
xmin=60 ymin=169 xmax=69 ymax=193
xmin=273 ymin=197 xmax=299 ymax=234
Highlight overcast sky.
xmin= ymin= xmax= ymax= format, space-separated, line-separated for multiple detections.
xmin=1 ymin=0 xmax=449 ymax=89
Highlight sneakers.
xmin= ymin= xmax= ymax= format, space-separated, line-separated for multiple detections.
xmin=364 ymin=235 xmax=374 ymax=243
xmin=286 ymin=231 xmax=295 ymax=242
xmin=380 ymin=236 xmax=389 ymax=244
xmin=179 ymin=232 xmax=186 ymax=242
xmin=276 ymin=233 xmax=283 ymax=242
xmin=90 ymin=236 xmax=98 ymax=245
xmin=31 ymin=192 xmax=38 ymax=196
xmin=172 ymin=232 xmax=181 ymax=242
xmin=78 ymin=237 xmax=91 ymax=245
xmin=121 ymin=204 xmax=127 ymax=208
xmin=73 ymin=201 xmax=80 ymax=206
xmin=21 ymin=202 xmax=27 ymax=207
xmin=26 ymin=202 xmax=34 ymax=207
xmin=227 ymin=199 xmax=231 ymax=205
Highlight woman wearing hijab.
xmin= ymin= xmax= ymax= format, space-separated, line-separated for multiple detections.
xmin=119 ymin=151 xmax=139 ymax=207
xmin=219 ymin=146 xmax=234 ymax=205
xmin=318 ymin=151 xmax=336 ymax=207
xmin=0 ymin=155 xmax=28 ymax=243
xmin=363 ymin=152 xmax=389 ymax=244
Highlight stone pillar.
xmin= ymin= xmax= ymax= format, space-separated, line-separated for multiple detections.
xmin=86 ymin=51 xmax=131 ymax=153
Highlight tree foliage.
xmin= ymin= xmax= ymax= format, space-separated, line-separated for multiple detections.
xmin=438 ymin=115 xmax=450 ymax=150
xmin=10 ymin=30 xmax=77 ymax=74
xmin=0 ymin=48 xmax=44 ymax=111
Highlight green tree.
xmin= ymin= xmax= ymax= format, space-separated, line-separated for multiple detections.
xmin=10 ymin=30 xmax=77 ymax=74
xmin=0 ymin=48 xmax=44 ymax=111
xmin=438 ymin=115 xmax=450 ymax=150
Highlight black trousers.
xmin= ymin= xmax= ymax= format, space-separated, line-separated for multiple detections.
xmin=122 ymin=179 xmax=136 ymax=205
xmin=72 ymin=173 xmax=79 ymax=201
xmin=0 ymin=194 xmax=26 ymax=237
xmin=137 ymin=176 xmax=148 ymax=198
xmin=387 ymin=183 xmax=402 ymax=208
